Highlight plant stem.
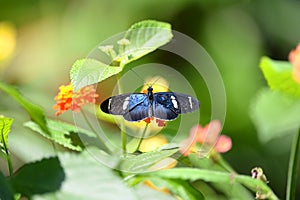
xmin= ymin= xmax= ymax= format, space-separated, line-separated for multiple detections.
xmin=215 ymin=154 xmax=235 ymax=173
xmin=121 ymin=128 xmax=127 ymax=156
xmin=115 ymin=75 xmax=128 ymax=156
xmin=6 ymin=154 xmax=13 ymax=178
xmin=135 ymin=123 xmax=149 ymax=152
xmin=1 ymin=132 xmax=13 ymax=177
xmin=286 ymin=128 xmax=300 ymax=200
xmin=81 ymin=109 xmax=111 ymax=153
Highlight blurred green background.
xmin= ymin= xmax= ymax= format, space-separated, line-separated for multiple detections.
xmin=0 ymin=0 xmax=300 ymax=198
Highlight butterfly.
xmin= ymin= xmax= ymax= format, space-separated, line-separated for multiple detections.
xmin=100 ymin=86 xmax=200 ymax=122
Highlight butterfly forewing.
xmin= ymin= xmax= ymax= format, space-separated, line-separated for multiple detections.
xmin=101 ymin=93 xmax=150 ymax=121
xmin=173 ymin=93 xmax=200 ymax=113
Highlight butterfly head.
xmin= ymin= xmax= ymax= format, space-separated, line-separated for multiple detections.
xmin=147 ymin=86 xmax=153 ymax=92
xmin=147 ymin=86 xmax=154 ymax=100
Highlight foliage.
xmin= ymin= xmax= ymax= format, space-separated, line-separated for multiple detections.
xmin=0 ymin=116 xmax=13 ymax=155
xmin=32 ymin=150 xmax=138 ymax=200
xmin=120 ymin=148 xmax=178 ymax=173
xmin=147 ymin=168 xmax=276 ymax=198
xmin=0 ymin=19 xmax=287 ymax=200
xmin=70 ymin=59 xmax=122 ymax=92
xmin=0 ymin=170 xmax=13 ymax=200
xmin=250 ymin=53 xmax=300 ymax=199
xmin=251 ymin=89 xmax=300 ymax=142
xmin=0 ymin=81 xmax=49 ymax=135
xmin=10 ymin=157 xmax=65 ymax=196
xmin=24 ymin=119 xmax=97 ymax=152
xmin=251 ymin=57 xmax=300 ymax=141
xmin=70 ymin=20 xmax=172 ymax=92
xmin=0 ymin=116 xmax=14 ymax=177
xmin=260 ymin=57 xmax=300 ymax=97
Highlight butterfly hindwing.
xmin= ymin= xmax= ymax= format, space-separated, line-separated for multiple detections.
xmin=153 ymin=93 xmax=181 ymax=120
xmin=153 ymin=92 xmax=200 ymax=120
xmin=124 ymin=94 xmax=149 ymax=121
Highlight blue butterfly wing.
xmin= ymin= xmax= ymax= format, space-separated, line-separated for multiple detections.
xmin=100 ymin=93 xmax=149 ymax=121
xmin=153 ymin=92 xmax=200 ymax=120
xmin=124 ymin=94 xmax=149 ymax=121
xmin=153 ymin=93 xmax=180 ymax=120
xmin=100 ymin=90 xmax=200 ymax=122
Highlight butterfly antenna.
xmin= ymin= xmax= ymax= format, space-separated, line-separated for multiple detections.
xmin=150 ymin=76 xmax=161 ymax=87
xmin=129 ymin=68 xmax=148 ymax=86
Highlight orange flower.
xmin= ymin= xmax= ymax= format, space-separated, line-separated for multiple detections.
xmin=289 ymin=43 xmax=300 ymax=83
xmin=53 ymin=83 xmax=99 ymax=116
xmin=179 ymin=120 xmax=232 ymax=156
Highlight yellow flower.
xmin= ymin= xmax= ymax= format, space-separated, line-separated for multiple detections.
xmin=0 ymin=22 xmax=16 ymax=63
xmin=141 ymin=76 xmax=169 ymax=93
xmin=139 ymin=134 xmax=168 ymax=152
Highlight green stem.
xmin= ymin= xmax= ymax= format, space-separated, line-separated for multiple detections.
xmin=1 ymin=132 xmax=13 ymax=177
xmin=6 ymin=154 xmax=13 ymax=178
xmin=115 ymin=75 xmax=127 ymax=156
xmin=148 ymin=168 xmax=279 ymax=199
xmin=121 ymin=128 xmax=127 ymax=156
xmin=286 ymin=128 xmax=300 ymax=200
xmin=81 ymin=109 xmax=111 ymax=153
xmin=212 ymin=153 xmax=278 ymax=199
xmin=135 ymin=123 xmax=149 ymax=152
xmin=215 ymin=154 xmax=235 ymax=173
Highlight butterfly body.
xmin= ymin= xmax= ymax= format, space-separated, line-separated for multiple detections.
xmin=100 ymin=86 xmax=199 ymax=122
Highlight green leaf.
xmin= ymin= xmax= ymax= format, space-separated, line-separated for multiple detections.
xmin=134 ymin=184 xmax=176 ymax=200
xmin=85 ymin=146 xmax=120 ymax=169
xmin=250 ymin=89 xmax=300 ymax=142
xmin=0 ymin=170 xmax=14 ymax=200
xmin=11 ymin=157 xmax=65 ymax=197
xmin=260 ymin=56 xmax=300 ymax=98
xmin=0 ymin=116 xmax=13 ymax=154
xmin=24 ymin=119 xmax=97 ymax=152
xmin=120 ymin=148 xmax=178 ymax=173
xmin=70 ymin=58 xmax=122 ymax=91
xmin=189 ymin=155 xmax=225 ymax=171
xmin=70 ymin=21 xmax=172 ymax=91
xmin=0 ymin=81 xmax=49 ymax=135
xmin=116 ymin=20 xmax=173 ymax=66
xmin=188 ymin=156 xmax=252 ymax=199
xmin=140 ymin=177 xmax=204 ymax=200
xmin=147 ymin=168 xmax=279 ymax=200
xmin=150 ymin=167 xmax=231 ymax=182
xmin=32 ymin=150 xmax=138 ymax=200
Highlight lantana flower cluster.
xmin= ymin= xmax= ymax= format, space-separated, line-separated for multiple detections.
xmin=179 ymin=120 xmax=232 ymax=156
xmin=53 ymin=83 xmax=99 ymax=116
